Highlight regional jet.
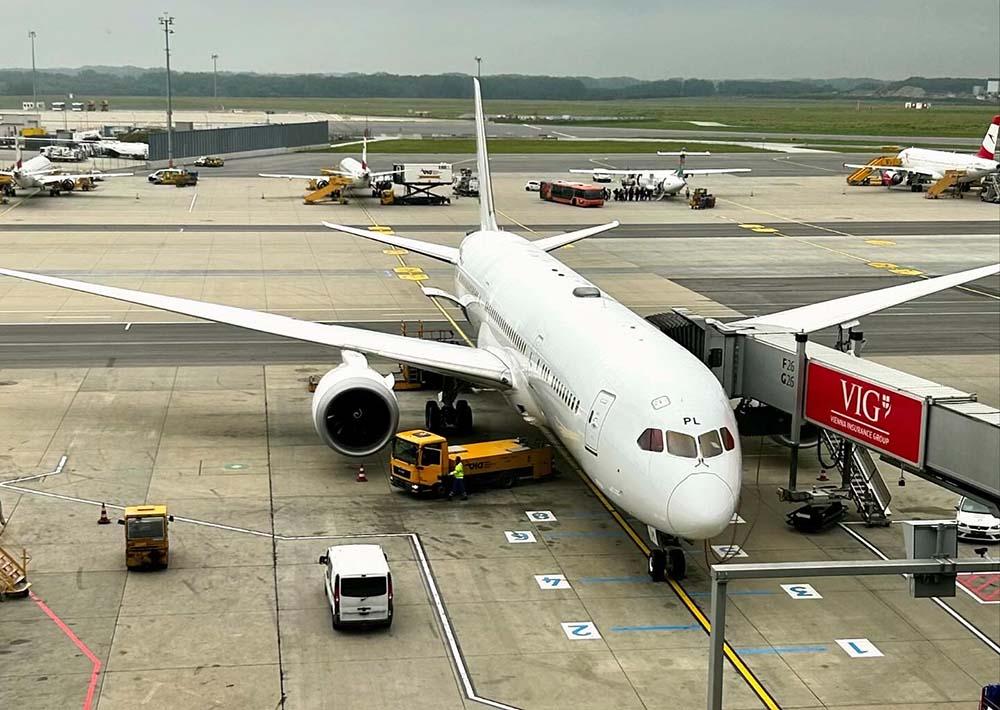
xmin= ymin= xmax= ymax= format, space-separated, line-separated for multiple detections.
xmin=1 ymin=140 xmax=133 ymax=196
xmin=1 ymin=80 xmax=996 ymax=580
xmin=843 ymin=115 xmax=999 ymax=190
xmin=259 ymin=137 xmax=396 ymax=192
xmin=570 ymin=150 xmax=751 ymax=197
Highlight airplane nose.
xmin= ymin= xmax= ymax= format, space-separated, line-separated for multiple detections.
xmin=666 ymin=473 xmax=736 ymax=539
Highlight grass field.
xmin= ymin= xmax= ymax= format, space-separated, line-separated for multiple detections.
xmin=2 ymin=94 xmax=994 ymax=138
xmin=328 ymin=139 xmax=779 ymax=154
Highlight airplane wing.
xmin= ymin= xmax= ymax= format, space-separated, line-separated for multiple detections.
xmin=367 ymin=170 xmax=399 ymax=179
xmin=680 ymin=168 xmax=752 ymax=177
xmin=729 ymin=263 xmax=999 ymax=334
xmin=36 ymin=172 xmax=133 ymax=184
xmin=259 ymin=173 xmax=344 ymax=180
xmin=0 ymin=266 xmax=512 ymax=388
xmin=842 ymin=163 xmax=939 ymax=180
xmin=569 ymin=168 xmax=645 ymax=176
xmin=323 ymin=222 xmax=458 ymax=264
xmin=532 ymin=222 xmax=620 ymax=252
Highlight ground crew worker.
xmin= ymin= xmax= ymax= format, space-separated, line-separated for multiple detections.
xmin=448 ymin=456 xmax=468 ymax=501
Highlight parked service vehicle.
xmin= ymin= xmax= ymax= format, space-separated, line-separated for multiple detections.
xmin=118 ymin=505 xmax=173 ymax=570
xmin=524 ymin=179 xmax=541 ymax=192
xmin=318 ymin=544 xmax=393 ymax=629
xmin=148 ymin=168 xmax=186 ymax=184
xmin=194 ymin=156 xmax=225 ymax=167
xmin=955 ymin=497 xmax=1000 ymax=542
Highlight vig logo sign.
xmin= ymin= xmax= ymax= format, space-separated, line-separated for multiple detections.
xmin=840 ymin=381 xmax=892 ymax=424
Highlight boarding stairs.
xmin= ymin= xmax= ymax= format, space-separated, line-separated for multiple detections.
xmin=303 ymin=175 xmax=353 ymax=204
xmin=819 ymin=430 xmax=892 ymax=526
xmin=925 ymin=170 xmax=966 ymax=199
xmin=980 ymin=173 xmax=1000 ymax=204
xmin=847 ymin=156 xmax=902 ymax=186
xmin=0 ymin=546 xmax=31 ymax=598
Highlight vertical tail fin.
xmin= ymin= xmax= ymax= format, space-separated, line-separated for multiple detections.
xmin=473 ymin=78 xmax=498 ymax=232
xmin=14 ymin=136 xmax=22 ymax=169
xmin=977 ymin=115 xmax=999 ymax=160
xmin=361 ymin=136 xmax=368 ymax=171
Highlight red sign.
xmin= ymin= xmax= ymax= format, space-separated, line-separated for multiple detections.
xmin=804 ymin=361 xmax=926 ymax=467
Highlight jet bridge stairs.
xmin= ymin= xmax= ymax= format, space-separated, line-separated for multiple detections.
xmin=646 ymin=310 xmax=1000 ymax=524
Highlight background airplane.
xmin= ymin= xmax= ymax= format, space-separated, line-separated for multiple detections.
xmin=1 ymin=138 xmax=133 ymax=196
xmin=571 ymin=150 xmax=751 ymax=197
xmin=844 ymin=114 xmax=999 ymax=189
xmin=0 ymin=80 xmax=995 ymax=581
xmin=259 ymin=136 xmax=397 ymax=192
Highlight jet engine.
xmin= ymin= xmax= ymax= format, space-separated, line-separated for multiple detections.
xmin=310 ymin=351 xmax=399 ymax=457
xmin=889 ymin=172 xmax=905 ymax=186
xmin=61 ymin=179 xmax=76 ymax=192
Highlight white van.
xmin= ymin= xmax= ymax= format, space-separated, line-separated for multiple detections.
xmin=318 ymin=544 xmax=393 ymax=629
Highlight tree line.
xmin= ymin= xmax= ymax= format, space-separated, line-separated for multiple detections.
xmin=0 ymin=68 xmax=984 ymax=100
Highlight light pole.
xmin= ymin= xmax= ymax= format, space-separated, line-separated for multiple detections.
xmin=474 ymin=56 xmax=482 ymax=79
xmin=28 ymin=31 xmax=37 ymax=109
xmin=159 ymin=13 xmax=175 ymax=166
xmin=211 ymin=53 xmax=219 ymax=102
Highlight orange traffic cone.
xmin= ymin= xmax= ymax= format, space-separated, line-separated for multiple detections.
xmin=356 ymin=466 xmax=367 ymax=483
xmin=817 ymin=470 xmax=829 ymax=482
xmin=98 ymin=503 xmax=111 ymax=525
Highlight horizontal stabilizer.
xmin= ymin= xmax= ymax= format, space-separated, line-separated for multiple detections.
xmin=322 ymin=222 xmax=459 ymax=264
xmin=730 ymin=263 xmax=1000 ymax=334
xmin=532 ymin=221 xmax=620 ymax=252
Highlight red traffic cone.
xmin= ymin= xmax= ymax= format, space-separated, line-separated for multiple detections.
xmin=817 ymin=470 xmax=829 ymax=482
xmin=98 ymin=503 xmax=111 ymax=525
xmin=356 ymin=466 xmax=367 ymax=483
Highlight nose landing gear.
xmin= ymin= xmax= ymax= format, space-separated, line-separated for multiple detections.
xmin=647 ymin=527 xmax=687 ymax=581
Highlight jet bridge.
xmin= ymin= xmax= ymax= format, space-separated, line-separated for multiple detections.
xmin=647 ymin=310 xmax=1000 ymax=520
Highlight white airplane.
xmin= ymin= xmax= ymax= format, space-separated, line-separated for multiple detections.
xmin=1 ymin=140 xmax=133 ymax=196
xmin=570 ymin=151 xmax=751 ymax=196
xmin=259 ymin=137 xmax=396 ymax=192
xmin=844 ymin=115 xmax=999 ymax=190
xmin=0 ymin=80 xmax=996 ymax=581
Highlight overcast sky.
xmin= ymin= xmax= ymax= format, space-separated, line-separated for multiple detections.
xmin=4 ymin=0 xmax=998 ymax=79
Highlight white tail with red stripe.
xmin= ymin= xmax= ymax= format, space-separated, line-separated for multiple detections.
xmin=977 ymin=115 xmax=999 ymax=160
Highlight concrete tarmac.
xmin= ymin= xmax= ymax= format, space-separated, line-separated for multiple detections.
xmin=0 ymin=165 xmax=997 ymax=710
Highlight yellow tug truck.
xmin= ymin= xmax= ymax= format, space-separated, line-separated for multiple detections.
xmin=119 ymin=505 xmax=173 ymax=570
xmin=390 ymin=430 xmax=553 ymax=495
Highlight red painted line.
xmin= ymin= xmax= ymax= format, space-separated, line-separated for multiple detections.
xmin=29 ymin=591 xmax=102 ymax=710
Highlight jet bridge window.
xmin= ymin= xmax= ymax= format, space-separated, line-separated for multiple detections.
xmin=637 ymin=428 xmax=664 ymax=452
xmin=698 ymin=430 xmax=724 ymax=459
xmin=665 ymin=431 xmax=698 ymax=458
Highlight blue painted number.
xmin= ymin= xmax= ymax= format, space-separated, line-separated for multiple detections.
xmin=848 ymin=641 xmax=868 ymax=655
xmin=569 ymin=624 xmax=592 ymax=637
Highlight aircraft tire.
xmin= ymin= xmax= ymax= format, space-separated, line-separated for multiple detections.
xmin=668 ymin=548 xmax=686 ymax=580
xmin=424 ymin=401 xmax=441 ymax=432
xmin=648 ymin=549 xmax=667 ymax=582
xmin=456 ymin=400 xmax=473 ymax=433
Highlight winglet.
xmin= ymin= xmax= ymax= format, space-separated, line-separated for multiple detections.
xmin=473 ymin=78 xmax=498 ymax=232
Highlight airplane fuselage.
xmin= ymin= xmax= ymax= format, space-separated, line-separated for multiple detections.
xmin=454 ymin=229 xmax=741 ymax=540
xmin=338 ymin=156 xmax=372 ymax=190
xmin=899 ymin=147 xmax=998 ymax=182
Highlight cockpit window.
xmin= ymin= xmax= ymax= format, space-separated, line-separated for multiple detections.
xmin=720 ymin=427 xmax=735 ymax=451
xmin=699 ymin=430 xmax=724 ymax=458
xmin=666 ymin=431 xmax=697 ymax=458
xmin=637 ymin=428 xmax=664 ymax=452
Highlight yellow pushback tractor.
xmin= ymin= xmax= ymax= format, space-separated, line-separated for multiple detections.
xmin=119 ymin=505 xmax=173 ymax=570
xmin=390 ymin=430 xmax=554 ymax=494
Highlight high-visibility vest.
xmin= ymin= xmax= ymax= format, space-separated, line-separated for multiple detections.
xmin=453 ymin=462 xmax=464 ymax=479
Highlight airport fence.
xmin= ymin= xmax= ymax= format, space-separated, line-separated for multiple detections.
xmin=148 ymin=121 xmax=328 ymax=161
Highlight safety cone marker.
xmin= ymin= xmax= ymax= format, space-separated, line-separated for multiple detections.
xmin=356 ymin=466 xmax=367 ymax=483
xmin=817 ymin=470 xmax=829 ymax=482
xmin=98 ymin=503 xmax=111 ymax=525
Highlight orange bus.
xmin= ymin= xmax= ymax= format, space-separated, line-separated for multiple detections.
xmin=539 ymin=180 xmax=605 ymax=207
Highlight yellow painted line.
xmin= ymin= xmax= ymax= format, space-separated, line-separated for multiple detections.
xmin=382 ymin=248 xmax=408 ymax=255
xmin=571 ymin=464 xmax=781 ymax=710
xmin=867 ymin=262 xmax=898 ymax=270
xmin=889 ymin=268 xmax=923 ymax=276
xmin=398 ymin=273 xmax=429 ymax=282
xmin=864 ymin=239 xmax=896 ymax=247
xmin=393 ymin=266 xmax=425 ymax=275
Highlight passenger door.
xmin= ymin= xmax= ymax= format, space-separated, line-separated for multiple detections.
xmin=585 ymin=390 xmax=616 ymax=455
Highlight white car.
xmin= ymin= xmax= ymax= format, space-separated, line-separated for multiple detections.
xmin=955 ymin=497 xmax=1000 ymax=542
xmin=524 ymin=180 xmax=541 ymax=192
xmin=318 ymin=544 xmax=393 ymax=629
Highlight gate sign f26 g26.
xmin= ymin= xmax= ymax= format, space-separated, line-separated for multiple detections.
xmin=804 ymin=361 xmax=927 ymax=467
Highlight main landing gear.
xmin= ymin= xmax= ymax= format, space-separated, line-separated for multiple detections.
xmin=647 ymin=527 xmax=686 ymax=581
xmin=424 ymin=397 xmax=473 ymax=434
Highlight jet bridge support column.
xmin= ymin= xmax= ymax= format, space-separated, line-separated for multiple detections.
xmin=787 ymin=332 xmax=809 ymax=491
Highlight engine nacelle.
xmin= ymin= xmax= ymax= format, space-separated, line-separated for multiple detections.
xmin=310 ymin=351 xmax=399 ymax=457
xmin=889 ymin=172 xmax=905 ymax=186
xmin=61 ymin=179 xmax=76 ymax=192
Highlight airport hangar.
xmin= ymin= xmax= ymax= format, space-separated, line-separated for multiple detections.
xmin=0 ymin=137 xmax=998 ymax=710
